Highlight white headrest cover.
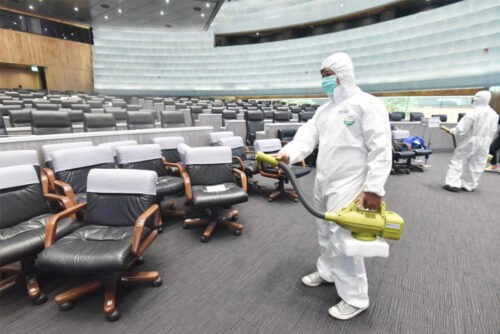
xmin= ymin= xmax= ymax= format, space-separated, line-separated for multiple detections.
xmin=116 ymin=144 xmax=161 ymax=164
xmin=98 ymin=140 xmax=138 ymax=156
xmin=0 ymin=150 xmax=39 ymax=168
xmin=87 ymin=169 xmax=157 ymax=195
xmin=42 ymin=141 xmax=93 ymax=162
xmin=51 ymin=146 xmax=114 ymax=172
xmin=0 ymin=164 xmax=39 ymax=190
xmin=152 ymin=136 xmax=185 ymax=150
xmin=209 ymin=131 xmax=234 ymax=143
xmin=185 ymin=146 xmax=232 ymax=165
xmin=218 ymin=136 xmax=244 ymax=149
xmin=254 ymin=139 xmax=282 ymax=153
xmin=392 ymin=130 xmax=410 ymax=140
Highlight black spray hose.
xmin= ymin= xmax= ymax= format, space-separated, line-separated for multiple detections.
xmin=255 ymin=152 xmax=325 ymax=220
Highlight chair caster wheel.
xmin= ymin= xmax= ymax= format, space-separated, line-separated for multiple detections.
xmin=106 ymin=310 xmax=121 ymax=322
xmin=136 ymin=256 xmax=145 ymax=265
xmin=59 ymin=301 xmax=74 ymax=311
xmin=151 ymin=277 xmax=162 ymax=287
xmin=32 ymin=292 xmax=47 ymax=305
xmin=182 ymin=224 xmax=190 ymax=229
xmin=230 ymin=215 xmax=238 ymax=222
xmin=158 ymin=227 xmax=164 ymax=233
xmin=201 ymin=236 xmax=210 ymax=243
xmin=268 ymin=198 xmax=273 ymax=202
xmin=233 ymin=230 xmax=242 ymax=236
xmin=292 ymin=198 xmax=298 ymax=202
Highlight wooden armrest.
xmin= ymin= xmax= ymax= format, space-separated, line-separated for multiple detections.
xmin=53 ymin=180 xmax=76 ymax=206
xmin=44 ymin=193 xmax=72 ymax=210
xmin=233 ymin=168 xmax=248 ymax=192
xmin=132 ymin=204 xmax=160 ymax=256
xmin=162 ymin=157 xmax=185 ymax=175
xmin=182 ymin=172 xmax=193 ymax=201
xmin=45 ymin=203 xmax=86 ymax=248
xmin=42 ymin=168 xmax=56 ymax=192
xmin=299 ymin=160 xmax=307 ymax=167
xmin=233 ymin=156 xmax=246 ymax=170
xmin=400 ymin=142 xmax=413 ymax=151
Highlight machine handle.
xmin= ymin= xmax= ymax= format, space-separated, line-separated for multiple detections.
xmin=255 ymin=152 xmax=280 ymax=167
xmin=440 ymin=125 xmax=451 ymax=133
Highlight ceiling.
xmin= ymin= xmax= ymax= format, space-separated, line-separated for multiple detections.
xmin=0 ymin=0 xmax=224 ymax=30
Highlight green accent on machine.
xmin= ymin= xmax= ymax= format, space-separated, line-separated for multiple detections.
xmin=440 ymin=125 xmax=451 ymax=133
xmin=487 ymin=154 xmax=493 ymax=163
xmin=255 ymin=151 xmax=405 ymax=242
xmin=325 ymin=201 xmax=404 ymax=241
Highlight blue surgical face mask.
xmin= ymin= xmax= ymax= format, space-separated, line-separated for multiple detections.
xmin=322 ymin=76 xmax=338 ymax=97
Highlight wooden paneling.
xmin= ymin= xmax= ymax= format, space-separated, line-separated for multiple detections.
xmin=0 ymin=29 xmax=93 ymax=92
xmin=0 ymin=67 xmax=41 ymax=89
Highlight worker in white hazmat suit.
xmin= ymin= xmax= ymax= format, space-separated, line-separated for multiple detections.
xmin=274 ymin=52 xmax=392 ymax=320
xmin=444 ymin=90 xmax=499 ymax=192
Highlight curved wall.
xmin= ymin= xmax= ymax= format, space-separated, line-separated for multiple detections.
xmin=93 ymin=0 xmax=500 ymax=96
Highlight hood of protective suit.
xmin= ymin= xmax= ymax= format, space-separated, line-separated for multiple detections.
xmin=321 ymin=52 xmax=360 ymax=103
xmin=472 ymin=90 xmax=491 ymax=107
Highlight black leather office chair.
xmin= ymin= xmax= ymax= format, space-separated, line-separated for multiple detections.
xmin=182 ymin=146 xmax=248 ymax=242
xmin=84 ymin=113 xmax=117 ymax=132
xmin=391 ymin=139 xmax=415 ymax=174
xmin=410 ymin=112 xmax=424 ymax=122
xmin=161 ymin=111 xmax=185 ymax=128
xmin=277 ymin=129 xmax=297 ymax=145
xmin=298 ymin=111 xmax=314 ymax=122
xmin=106 ymin=109 xmax=128 ymax=122
xmin=254 ymin=139 xmax=311 ymax=202
xmin=245 ymin=110 xmax=265 ymax=146
xmin=35 ymin=103 xmax=59 ymax=111
xmin=70 ymin=103 xmax=90 ymax=113
xmin=127 ymin=111 xmax=155 ymax=129
xmin=151 ymin=136 xmax=186 ymax=176
xmin=222 ymin=110 xmax=237 ymax=126
xmin=190 ymin=105 xmax=203 ymax=124
xmin=217 ymin=136 xmax=259 ymax=190
xmin=458 ymin=113 xmax=465 ymax=122
xmin=0 ymin=164 xmax=77 ymax=305
xmin=8 ymin=109 xmax=31 ymax=127
xmin=116 ymin=144 xmax=186 ymax=223
xmin=67 ymin=109 xmax=84 ymax=124
xmin=37 ymin=169 xmax=162 ymax=321
xmin=0 ymin=116 xmax=7 ymax=136
xmin=211 ymin=106 xmax=224 ymax=114
xmin=0 ymin=105 xmax=22 ymax=117
xmin=290 ymin=106 xmax=302 ymax=114
xmin=127 ymin=104 xmax=142 ymax=111
xmin=97 ymin=140 xmax=138 ymax=164
xmin=389 ymin=113 xmax=403 ymax=121
xmin=432 ymin=114 xmax=448 ymax=122
xmin=48 ymin=146 xmax=115 ymax=205
xmin=273 ymin=111 xmax=291 ymax=123
xmin=31 ymin=111 xmax=73 ymax=135
xmin=209 ymin=131 xmax=234 ymax=145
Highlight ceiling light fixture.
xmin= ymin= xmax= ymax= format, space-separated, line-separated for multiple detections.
xmin=206 ymin=3 xmax=210 ymax=8
xmin=340 ymin=2 xmax=345 ymax=7
xmin=29 ymin=4 xmax=34 ymax=10
xmin=160 ymin=10 xmax=164 ymax=15
xmin=256 ymin=32 xmax=259 ymax=36
xmin=201 ymin=13 xmax=205 ymax=17
xmin=74 ymin=6 xmax=78 ymax=11
xmin=118 ymin=8 xmax=122 ymax=13
xmin=19 ymin=15 xmax=23 ymax=19
xmin=165 ymin=0 xmax=169 ymax=3
xmin=13 ymin=21 xmax=17 ymax=25
xmin=104 ymin=15 xmax=109 ymax=20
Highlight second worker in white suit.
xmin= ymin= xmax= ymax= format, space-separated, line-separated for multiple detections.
xmin=274 ymin=52 xmax=392 ymax=320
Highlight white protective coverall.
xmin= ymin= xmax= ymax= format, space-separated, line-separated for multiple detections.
xmin=280 ymin=52 xmax=392 ymax=308
xmin=445 ymin=91 xmax=499 ymax=190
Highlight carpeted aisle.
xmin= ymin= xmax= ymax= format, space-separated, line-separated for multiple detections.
xmin=1 ymin=152 xmax=499 ymax=334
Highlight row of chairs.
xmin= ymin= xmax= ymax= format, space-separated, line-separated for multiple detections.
xmin=389 ymin=112 xmax=453 ymax=122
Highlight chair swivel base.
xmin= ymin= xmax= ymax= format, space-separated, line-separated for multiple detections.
xmin=183 ymin=208 xmax=243 ymax=242
xmin=0 ymin=264 xmax=47 ymax=305
xmin=157 ymin=200 xmax=187 ymax=233
xmin=260 ymin=179 xmax=298 ymax=202
xmin=53 ymin=269 xmax=161 ymax=322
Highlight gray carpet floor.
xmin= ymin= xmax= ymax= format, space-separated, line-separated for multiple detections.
xmin=1 ymin=152 xmax=499 ymax=334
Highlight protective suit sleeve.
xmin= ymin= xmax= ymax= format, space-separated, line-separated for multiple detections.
xmin=361 ymin=99 xmax=392 ymax=197
xmin=450 ymin=111 xmax=475 ymax=136
xmin=279 ymin=113 xmax=319 ymax=164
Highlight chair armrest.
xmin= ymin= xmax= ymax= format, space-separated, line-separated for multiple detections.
xmin=233 ymin=156 xmax=246 ymax=170
xmin=298 ymin=160 xmax=307 ymax=168
xmin=42 ymin=168 xmax=56 ymax=192
xmin=182 ymin=172 xmax=193 ymax=201
xmin=162 ymin=157 xmax=185 ymax=175
xmin=54 ymin=180 xmax=76 ymax=206
xmin=400 ymin=142 xmax=413 ymax=151
xmin=45 ymin=203 xmax=86 ymax=248
xmin=257 ymin=160 xmax=281 ymax=179
xmin=233 ymin=168 xmax=248 ymax=192
xmin=132 ymin=204 xmax=160 ymax=256
xmin=44 ymin=193 xmax=72 ymax=210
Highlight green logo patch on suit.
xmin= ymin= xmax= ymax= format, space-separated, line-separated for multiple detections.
xmin=343 ymin=115 xmax=355 ymax=126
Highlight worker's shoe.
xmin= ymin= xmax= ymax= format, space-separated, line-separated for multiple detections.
xmin=443 ymin=185 xmax=461 ymax=192
xmin=301 ymin=271 xmax=327 ymax=287
xmin=328 ymin=300 xmax=367 ymax=320
xmin=461 ymin=187 xmax=474 ymax=192
xmin=485 ymin=164 xmax=499 ymax=172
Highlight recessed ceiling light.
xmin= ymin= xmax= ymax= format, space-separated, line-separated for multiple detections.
xmin=160 ymin=10 xmax=164 ymax=15
xmin=43 ymin=27 xmax=47 ymax=31
xmin=29 ymin=4 xmax=34 ymax=10
xmin=13 ymin=21 xmax=17 ymax=25
xmin=71 ymin=32 xmax=74 ymax=36
xmin=206 ymin=3 xmax=210 ymax=8
xmin=201 ymin=13 xmax=205 ymax=17
xmin=256 ymin=32 xmax=259 ymax=36
xmin=74 ymin=6 xmax=78 ymax=11
xmin=165 ymin=0 xmax=169 ymax=3
xmin=104 ymin=15 xmax=109 ymax=20
xmin=19 ymin=15 xmax=23 ymax=19
xmin=118 ymin=8 xmax=122 ymax=13
xmin=339 ymin=2 xmax=345 ymax=7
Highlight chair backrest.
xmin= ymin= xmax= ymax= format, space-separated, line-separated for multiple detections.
xmin=217 ymin=136 xmax=247 ymax=161
xmin=50 ymin=146 xmax=115 ymax=194
xmin=208 ymin=131 xmax=234 ymax=145
xmin=84 ymin=113 xmax=117 ymax=132
xmin=290 ymin=106 xmax=302 ymax=114
xmin=31 ymin=111 xmax=73 ymax=135
xmin=1 ymin=105 xmax=22 ymax=116
xmin=245 ymin=111 xmax=265 ymax=144
xmin=392 ymin=129 xmax=410 ymax=140
xmin=127 ymin=111 xmax=155 ymax=130
xmin=432 ymin=114 xmax=447 ymax=122
xmin=277 ymin=129 xmax=297 ymax=142
xmin=410 ymin=112 xmax=424 ymax=122
xmin=67 ymin=109 xmax=84 ymax=123
xmin=176 ymin=143 xmax=190 ymax=163
xmin=273 ymin=111 xmax=290 ymax=123
xmin=116 ymin=144 xmax=166 ymax=177
xmin=391 ymin=112 xmax=406 ymax=121
xmin=298 ymin=111 xmax=314 ymax=122
xmin=0 ymin=164 xmax=48 ymax=229
xmin=8 ymin=109 xmax=31 ymax=127
xmin=161 ymin=111 xmax=185 ymax=128
xmin=35 ymin=103 xmax=59 ymax=111
xmin=87 ymin=100 xmax=102 ymax=108
xmin=70 ymin=103 xmax=91 ymax=113
xmin=0 ymin=150 xmax=40 ymax=175
xmin=184 ymin=146 xmax=233 ymax=186
xmin=151 ymin=136 xmax=185 ymax=162
xmin=42 ymin=141 xmax=93 ymax=168
xmin=389 ymin=113 xmax=403 ymax=122
xmin=127 ymin=104 xmax=142 ymax=111
xmin=458 ymin=113 xmax=465 ymax=122
xmin=97 ymin=140 xmax=138 ymax=161
xmin=0 ymin=116 xmax=6 ymax=136
xmin=85 ymin=169 xmax=157 ymax=227
xmin=211 ymin=107 xmax=224 ymax=114
xmin=106 ymin=109 xmax=128 ymax=121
